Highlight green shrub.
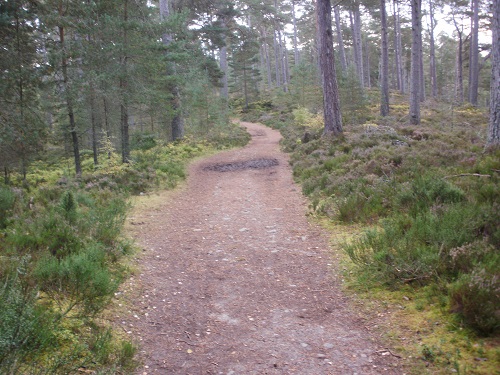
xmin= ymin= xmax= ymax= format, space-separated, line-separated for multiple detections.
xmin=131 ymin=132 xmax=157 ymax=151
xmin=344 ymin=222 xmax=443 ymax=285
xmin=449 ymin=258 xmax=500 ymax=335
xmin=398 ymin=175 xmax=466 ymax=216
xmin=90 ymin=196 xmax=128 ymax=248
xmin=59 ymin=190 xmax=77 ymax=223
xmin=0 ymin=271 xmax=54 ymax=373
xmin=34 ymin=245 xmax=118 ymax=317
xmin=0 ymin=186 xmax=15 ymax=229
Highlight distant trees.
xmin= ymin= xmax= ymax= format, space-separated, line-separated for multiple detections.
xmin=1 ymin=0 xmax=498 ymax=179
xmin=0 ymin=0 xmax=45 ymax=180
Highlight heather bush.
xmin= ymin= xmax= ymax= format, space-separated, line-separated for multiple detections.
xmin=260 ymin=94 xmax=499 ymax=337
xmin=449 ymin=258 xmax=500 ymax=335
xmin=0 ymin=186 xmax=15 ymax=228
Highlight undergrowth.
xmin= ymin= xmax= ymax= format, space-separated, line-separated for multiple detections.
xmin=250 ymin=92 xmax=499 ymax=374
xmin=0 ymin=121 xmax=249 ymax=373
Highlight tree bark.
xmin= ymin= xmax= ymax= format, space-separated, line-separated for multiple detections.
xmin=365 ymin=35 xmax=371 ymax=88
xmin=350 ymin=4 xmax=364 ymax=86
xmin=429 ymin=0 xmax=438 ymax=98
xmin=262 ymin=27 xmax=272 ymax=88
xmin=275 ymin=19 xmax=287 ymax=92
xmin=468 ymin=0 xmax=479 ymax=105
xmin=283 ymin=37 xmax=290 ymax=91
xmin=58 ymin=3 xmax=81 ymax=175
xmin=292 ymin=0 xmax=300 ymax=65
xmin=317 ymin=0 xmax=343 ymax=135
xmin=220 ymin=45 xmax=229 ymax=98
xmin=89 ymin=83 xmax=98 ymax=166
xmin=121 ymin=0 xmax=130 ymax=163
xmin=273 ymin=28 xmax=281 ymax=87
xmin=487 ymin=0 xmax=500 ymax=146
xmin=419 ymin=19 xmax=425 ymax=103
xmin=453 ymin=13 xmax=464 ymax=103
xmin=393 ymin=0 xmax=404 ymax=93
xmin=160 ymin=0 xmax=184 ymax=140
xmin=333 ymin=5 xmax=347 ymax=72
xmin=380 ymin=0 xmax=390 ymax=116
xmin=409 ymin=0 xmax=421 ymax=125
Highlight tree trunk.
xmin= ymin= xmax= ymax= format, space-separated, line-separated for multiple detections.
xmin=452 ymin=13 xmax=464 ymax=103
xmin=468 ymin=0 xmax=479 ymax=105
xmin=487 ymin=0 xmax=500 ymax=146
xmin=409 ymin=0 xmax=421 ymax=125
xmin=273 ymin=28 xmax=281 ymax=87
xmin=393 ymin=0 xmax=404 ymax=93
xmin=121 ymin=0 xmax=130 ymax=163
xmin=243 ymin=61 xmax=249 ymax=109
xmin=365 ymin=36 xmax=371 ymax=88
xmin=262 ymin=27 xmax=272 ymax=88
xmin=380 ymin=0 xmax=390 ymax=116
xmin=160 ymin=0 xmax=184 ymax=140
xmin=89 ymin=83 xmax=98 ymax=166
xmin=333 ymin=5 xmax=347 ymax=72
xmin=58 ymin=4 xmax=81 ymax=175
xmin=220 ymin=45 xmax=228 ymax=98
xmin=292 ymin=0 xmax=300 ymax=65
xmin=350 ymin=5 xmax=364 ymax=87
xmin=419 ymin=21 xmax=425 ymax=102
xmin=15 ymin=12 xmax=27 ymax=180
xmin=282 ymin=32 xmax=289 ymax=92
xmin=429 ymin=0 xmax=438 ymax=98
xmin=317 ymin=0 xmax=343 ymax=135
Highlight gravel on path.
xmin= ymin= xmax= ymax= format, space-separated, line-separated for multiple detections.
xmin=124 ymin=121 xmax=401 ymax=375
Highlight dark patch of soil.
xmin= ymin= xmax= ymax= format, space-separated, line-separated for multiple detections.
xmin=203 ymin=158 xmax=279 ymax=172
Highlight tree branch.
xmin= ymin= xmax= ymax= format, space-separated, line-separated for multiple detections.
xmin=444 ymin=173 xmax=491 ymax=178
xmin=332 ymin=0 xmax=348 ymax=8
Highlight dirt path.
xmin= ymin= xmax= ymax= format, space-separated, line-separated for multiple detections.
xmin=124 ymin=122 xmax=401 ymax=374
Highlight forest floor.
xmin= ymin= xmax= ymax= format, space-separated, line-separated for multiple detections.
xmin=121 ymin=121 xmax=404 ymax=374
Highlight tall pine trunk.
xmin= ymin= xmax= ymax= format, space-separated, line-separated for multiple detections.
xmin=317 ymin=0 xmax=342 ymax=135
xmin=365 ymin=36 xmax=371 ymax=88
xmin=58 ymin=3 xmax=81 ymax=175
xmin=453 ymin=14 xmax=464 ymax=103
xmin=419 ymin=24 xmax=425 ymax=102
xmin=273 ymin=28 xmax=281 ymax=87
xmin=220 ymin=45 xmax=228 ymax=98
xmin=380 ymin=0 xmax=390 ymax=116
xmin=160 ymin=0 xmax=183 ymax=140
xmin=350 ymin=5 xmax=364 ymax=87
xmin=487 ymin=0 xmax=500 ymax=145
xmin=120 ymin=0 xmax=130 ymax=163
xmin=262 ymin=27 xmax=272 ymax=88
xmin=219 ymin=17 xmax=229 ymax=99
xmin=409 ymin=0 xmax=421 ymax=125
xmin=429 ymin=0 xmax=438 ymax=98
xmin=468 ymin=0 xmax=479 ymax=105
xmin=292 ymin=1 xmax=300 ymax=65
xmin=89 ymin=82 xmax=98 ymax=166
xmin=334 ymin=6 xmax=347 ymax=72
xmin=393 ymin=0 xmax=405 ymax=93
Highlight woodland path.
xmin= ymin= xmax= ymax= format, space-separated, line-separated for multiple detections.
xmin=123 ymin=121 xmax=401 ymax=374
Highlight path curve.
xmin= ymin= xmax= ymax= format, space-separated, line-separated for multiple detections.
xmin=125 ymin=122 xmax=400 ymax=374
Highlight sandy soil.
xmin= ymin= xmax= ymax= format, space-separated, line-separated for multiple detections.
xmin=123 ymin=121 xmax=401 ymax=374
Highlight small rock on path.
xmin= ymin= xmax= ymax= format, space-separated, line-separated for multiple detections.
xmin=124 ymin=121 xmax=400 ymax=374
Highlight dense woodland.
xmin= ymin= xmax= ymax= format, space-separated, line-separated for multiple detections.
xmin=0 ymin=0 xmax=499 ymax=373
